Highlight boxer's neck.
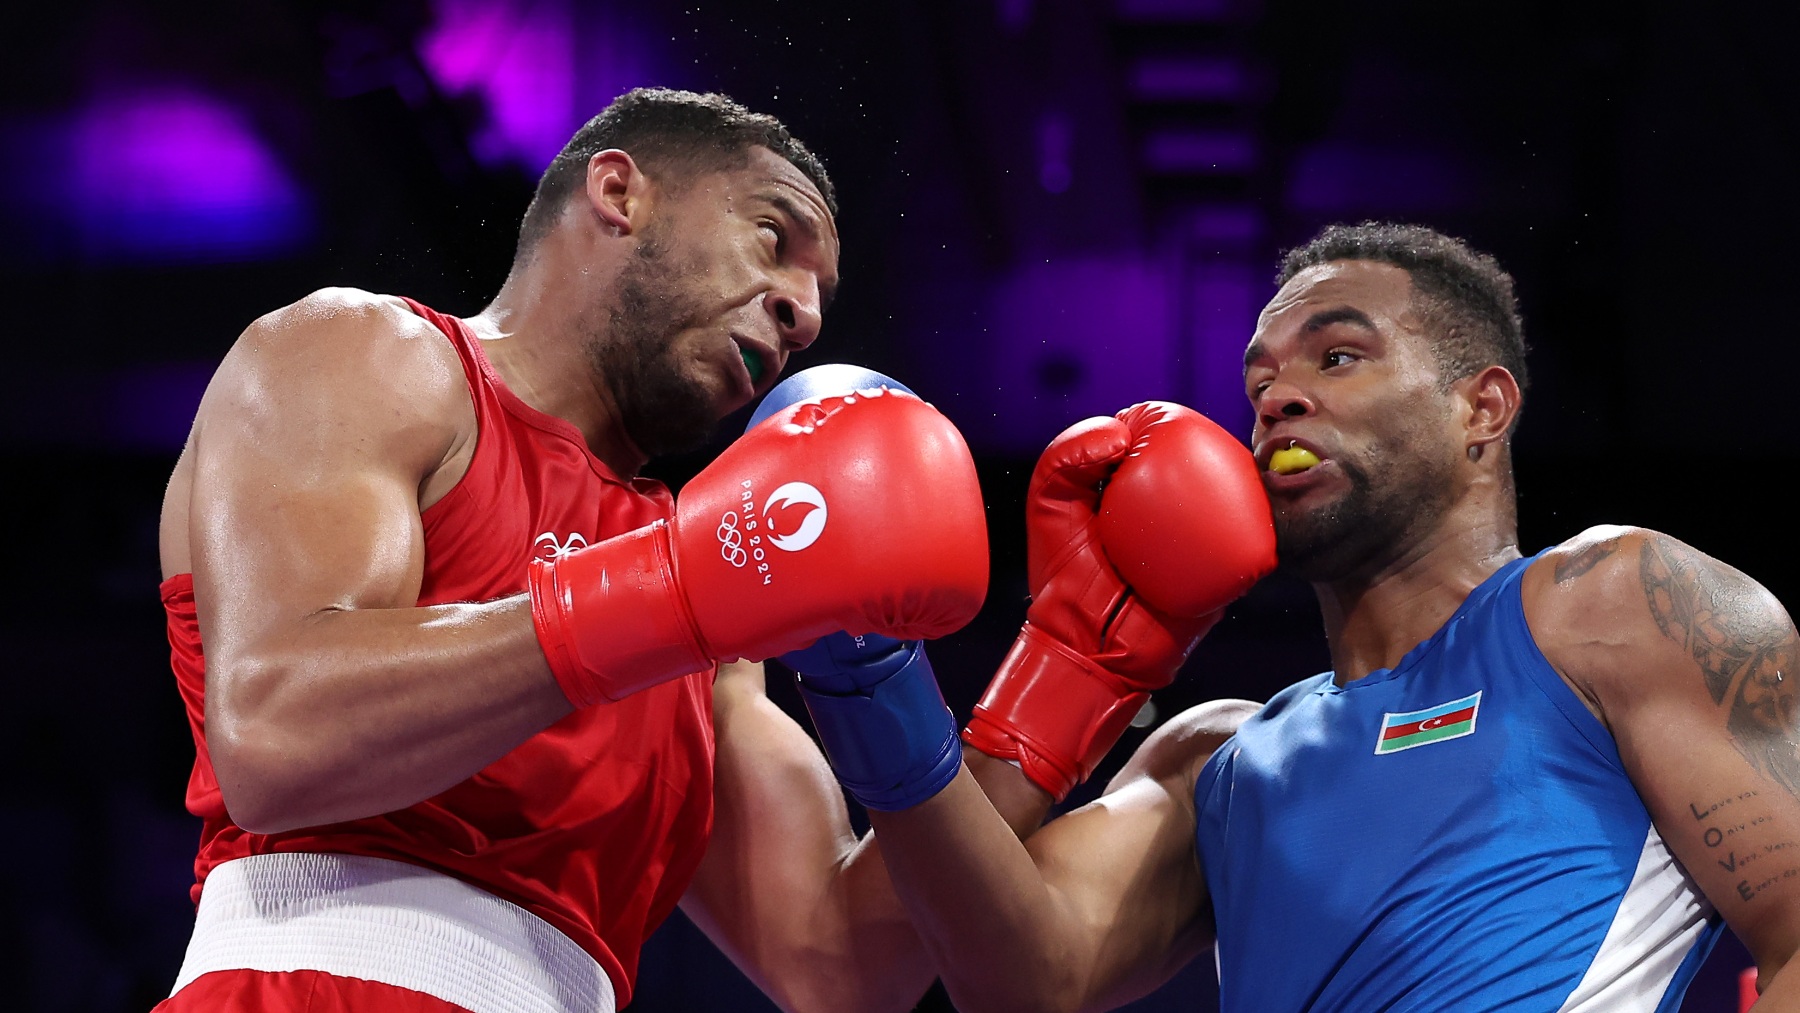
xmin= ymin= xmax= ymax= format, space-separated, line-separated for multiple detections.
xmin=1314 ymin=496 xmax=1520 ymax=685
xmin=471 ymin=238 xmax=648 ymax=479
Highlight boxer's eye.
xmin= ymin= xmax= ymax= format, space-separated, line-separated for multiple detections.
xmin=759 ymin=220 xmax=786 ymax=255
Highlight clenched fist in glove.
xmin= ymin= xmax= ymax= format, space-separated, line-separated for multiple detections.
xmin=963 ymin=402 xmax=1276 ymax=801
xmin=529 ymin=381 xmax=988 ymax=707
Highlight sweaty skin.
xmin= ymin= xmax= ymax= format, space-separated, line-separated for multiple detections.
xmin=865 ymin=256 xmax=1800 ymax=1013
xmin=156 ymin=135 xmax=1045 ymax=1013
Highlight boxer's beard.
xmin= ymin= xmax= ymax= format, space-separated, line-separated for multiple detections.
xmin=586 ymin=225 xmax=721 ymax=458
xmin=1274 ymin=438 xmax=1457 ymax=583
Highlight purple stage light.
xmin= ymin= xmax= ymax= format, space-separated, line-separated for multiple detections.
xmin=420 ymin=0 xmax=572 ymax=169
xmin=996 ymin=0 xmax=1036 ymax=32
xmin=1187 ymin=204 xmax=1263 ymax=246
xmin=418 ymin=0 xmax=661 ymax=172
xmin=947 ymin=252 xmax=1264 ymax=452
xmin=1114 ymin=0 xmax=1236 ymax=23
xmin=1285 ymin=143 xmax=1472 ymax=214
xmin=1180 ymin=259 xmax=1258 ymax=436
xmin=978 ymin=256 xmax=1177 ymax=450
xmin=108 ymin=362 xmax=214 ymax=451
xmin=0 ymin=361 xmax=212 ymax=450
xmin=52 ymin=89 xmax=311 ymax=262
xmin=1142 ymin=129 xmax=1257 ymax=175
xmin=1038 ymin=112 xmax=1074 ymax=194
xmin=1127 ymin=57 xmax=1248 ymax=102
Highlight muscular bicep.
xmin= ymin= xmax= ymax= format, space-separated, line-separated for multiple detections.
xmin=187 ymin=291 xmax=469 ymax=667
xmin=1024 ymin=699 xmax=1254 ymax=1009
xmin=166 ymin=293 xmax=573 ymax=833
xmin=1564 ymin=531 xmax=1800 ymax=971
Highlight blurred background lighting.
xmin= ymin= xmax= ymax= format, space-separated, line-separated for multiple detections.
xmin=65 ymin=88 xmax=311 ymax=262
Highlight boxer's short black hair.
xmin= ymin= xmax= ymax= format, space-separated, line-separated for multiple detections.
xmin=517 ymin=87 xmax=835 ymax=254
xmin=1277 ymin=222 xmax=1530 ymax=398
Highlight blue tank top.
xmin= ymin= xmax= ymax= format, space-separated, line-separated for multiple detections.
xmin=1194 ymin=552 xmax=1721 ymax=1012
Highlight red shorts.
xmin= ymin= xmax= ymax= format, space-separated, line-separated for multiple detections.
xmin=156 ymin=969 xmax=471 ymax=1012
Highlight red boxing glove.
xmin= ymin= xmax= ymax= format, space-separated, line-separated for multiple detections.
xmin=963 ymin=401 xmax=1275 ymax=801
xmin=529 ymin=388 xmax=989 ymax=707
xmin=1099 ymin=402 xmax=1278 ymax=614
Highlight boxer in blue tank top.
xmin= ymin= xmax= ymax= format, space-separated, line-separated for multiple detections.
xmin=1196 ymin=550 xmax=1722 ymax=1010
xmin=858 ymin=223 xmax=1800 ymax=1013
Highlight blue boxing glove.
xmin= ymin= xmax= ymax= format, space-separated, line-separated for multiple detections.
xmin=779 ymin=633 xmax=960 ymax=810
xmin=746 ymin=362 xmax=923 ymax=428
xmin=748 ymin=365 xmax=963 ymax=811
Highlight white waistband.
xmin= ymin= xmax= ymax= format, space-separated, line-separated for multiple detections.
xmin=172 ymin=853 xmax=615 ymax=1013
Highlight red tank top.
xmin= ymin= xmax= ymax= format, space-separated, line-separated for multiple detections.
xmin=160 ymin=298 xmax=716 ymax=1003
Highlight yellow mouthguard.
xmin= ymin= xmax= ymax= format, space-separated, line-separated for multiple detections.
xmin=1269 ymin=445 xmax=1321 ymax=475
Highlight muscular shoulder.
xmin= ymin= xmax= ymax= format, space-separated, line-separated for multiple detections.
xmin=1523 ymin=525 xmax=1645 ymax=641
xmin=178 ymin=287 xmax=478 ymax=511
xmin=203 ymin=288 xmax=469 ymax=441
xmin=262 ymin=285 xmax=410 ymax=326
xmin=233 ymin=288 xmax=456 ymax=384
xmin=1110 ymin=698 xmax=1261 ymax=791
xmin=1526 ymin=524 xmax=1793 ymax=720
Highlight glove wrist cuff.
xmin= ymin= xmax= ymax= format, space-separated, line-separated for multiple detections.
xmin=528 ymin=521 xmax=712 ymax=707
xmin=796 ymin=641 xmax=961 ymax=811
xmin=961 ymin=624 xmax=1147 ymax=802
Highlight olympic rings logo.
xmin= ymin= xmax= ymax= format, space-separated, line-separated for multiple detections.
xmin=717 ymin=512 xmax=749 ymax=567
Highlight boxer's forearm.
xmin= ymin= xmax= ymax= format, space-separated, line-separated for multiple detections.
xmin=206 ymin=595 xmax=570 ymax=833
xmin=685 ymin=663 xmax=940 ymax=1013
xmin=685 ymin=685 xmax=1064 ymax=1013
xmin=869 ymin=767 xmax=1085 ymax=1013
xmin=774 ymin=749 xmax=1057 ymax=1009
xmin=965 ymin=747 xmax=1056 ymax=837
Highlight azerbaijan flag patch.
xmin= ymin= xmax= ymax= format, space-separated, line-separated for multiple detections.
xmin=1375 ymin=691 xmax=1482 ymax=755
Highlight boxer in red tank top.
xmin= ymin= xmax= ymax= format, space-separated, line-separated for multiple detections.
xmin=162 ymin=298 xmax=714 ymax=1000
xmin=152 ymin=88 xmax=1030 ymax=1013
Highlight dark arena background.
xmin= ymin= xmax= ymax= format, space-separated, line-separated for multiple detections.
xmin=3 ymin=1 xmax=1795 ymax=1010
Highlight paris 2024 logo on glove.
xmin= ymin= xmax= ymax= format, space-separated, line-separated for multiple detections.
xmin=718 ymin=480 xmax=828 ymax=584
xmin=762 ymin=482 xmax=828 ymax=550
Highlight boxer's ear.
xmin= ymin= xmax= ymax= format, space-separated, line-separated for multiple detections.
xmin=1459 ymin=364 xmax=1521 ymax=457
xmin=584 ymin=149 xmax=642 ymax=237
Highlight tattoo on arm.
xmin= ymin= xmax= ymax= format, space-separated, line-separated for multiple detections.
xmin=1641 ymin=537 xmax=1800 ymax=795
xmin=1554 ymin=537 xmax=1620 ymax=584
xmin=1684 ymin=790 xmax=1800 ymax=903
